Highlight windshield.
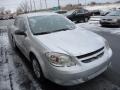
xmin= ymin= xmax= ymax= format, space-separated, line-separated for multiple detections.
xmin=66 ymin=10 xmax=75 ymax=15
xmin=107 ymin=11 xmax=120 ymax=16
xmin=29 ymin=15 xmax=75 ymax=35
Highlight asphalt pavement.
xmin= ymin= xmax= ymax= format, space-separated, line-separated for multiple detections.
xmin=0 ymin=20 xmax=120 ymax=90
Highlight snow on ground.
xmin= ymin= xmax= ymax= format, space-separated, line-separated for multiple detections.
xmin=89 ymin=16 xmax=103 ymax=23
xmin=0 ymin=26 xmax=42 ymax=90
xmin=0 ymin=19 xmax=14 ymax=30
xmin=0 ymin=30 xmax=11 ymax=90
xmin=77 ymin=22 xmax=120 ymax=35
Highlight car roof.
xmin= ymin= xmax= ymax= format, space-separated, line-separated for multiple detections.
xmin=17 ymin=12 xmax=58 ymax=18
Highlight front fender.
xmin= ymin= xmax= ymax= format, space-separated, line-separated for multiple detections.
xmin=29 ymin=47 xmax=48 ymax=77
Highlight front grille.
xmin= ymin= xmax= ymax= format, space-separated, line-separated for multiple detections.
xmin=82 ymin=52 xmax=104 ymax=63
xmin=76 ymin=47 xmax=104 ymax=63
xmin=103 ymin=19 xmax=112 ymax=21
xmin=76 ymin=47 xmax=104 ymax=59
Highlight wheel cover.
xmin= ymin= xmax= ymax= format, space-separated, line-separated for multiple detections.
xmin=85 ymin=18 xmax=88 ymax=22
xmin=33 ymin=59 xmax=41 ymax=78
xmin=80 ymin=19 xmax=84 ymax=23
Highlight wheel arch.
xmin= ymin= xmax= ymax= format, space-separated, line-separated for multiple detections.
xmin=29 ymin=50 xmax=47 ymax=77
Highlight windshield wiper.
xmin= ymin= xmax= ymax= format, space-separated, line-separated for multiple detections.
xmin=34 ymin=28 xmax=73 ymax=35
xmin=51 ymin=28 xmax=72 ymax=33
xmin=34 ymin=32 xmax=51 ymax=35
xmin=110 ymin=15 xmax=118 ymax=16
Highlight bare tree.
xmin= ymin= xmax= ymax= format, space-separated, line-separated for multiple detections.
xmin=18 ymin=1 xmax=30 ymax=13
xmin=0 ymin=7 xmax=5 ymax=14
xmin=5 ymin=10 xmax=11 ymax=14
xmin=30 ymin=0 xmax=33 ymax=11
xmin=78 ymin=0 xmax=79 ymax=4
xmin=45 ymin=0 xmax=47 ymax=8
xmin=90 ymin=1 xmax=97 ymax=5
xmin=33 ymin=0 xmax=36 ymax=11
xmin=39 ymin=0 xmax=42 ymax=9
xmin=58 ymin=0 xmax=60 ymax=8
xmin=16 ymin=8 xmax=23 ymax=15
xmin=18 ymin=0 xmax=44 ymax=13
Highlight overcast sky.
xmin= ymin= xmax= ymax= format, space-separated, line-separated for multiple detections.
xmin=0 ymin=0 xmax=117 ymax=12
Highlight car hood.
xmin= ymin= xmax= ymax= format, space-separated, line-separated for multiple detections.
xmin=34 ymin=27 xmax=105 ymax=56
xmin=101 ymin=16 xmax=120 ymax=20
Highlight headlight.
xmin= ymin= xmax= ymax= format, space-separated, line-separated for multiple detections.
xmin=104 ymin=39 xmax=110 ymax=50
xmin=45 ymin=52 xmax=76 ymax=67
xmin=112 ymin=19 xmax=118 ymax=22
xmin=100 ymin=19 xmax=103 ymax=22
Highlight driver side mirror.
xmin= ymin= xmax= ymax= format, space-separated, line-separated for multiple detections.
xmin=15 ymin=30 xmax=27 ymax=36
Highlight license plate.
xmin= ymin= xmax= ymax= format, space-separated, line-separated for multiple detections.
xmin=88 ymin=66 xmax=107 ymax=79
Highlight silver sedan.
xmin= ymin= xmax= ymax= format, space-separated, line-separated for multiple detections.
xmin=8 ymin=12 xmax=112 ymax=86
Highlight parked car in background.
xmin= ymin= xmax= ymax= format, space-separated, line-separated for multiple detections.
xmin=100 ymin=10 xmax=120 ymax=27
xmin=90 ymin=10 xmax=110 ymax=16
xmin=100 ymin=8 xmax=118 ymax=16
xmin=8 ymin=12 xmax=112 ymax=86
xmin=101 ymin=10 xmax=111 ymax=16
xmin=55 ymin=10 xmax=67 ymax=15
xmin=66 ymin=8 xmax=91 ymax=23
xmin=90 ymin=10 xmax=101 ymax=16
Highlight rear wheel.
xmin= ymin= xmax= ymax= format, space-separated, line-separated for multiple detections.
xmin=118 ymin=22 xmax=120 ymax=27
xmin=31 ymin=56 xmax=45 ymax=82
xmin=101 ymin=24 xmax=105 ymax=27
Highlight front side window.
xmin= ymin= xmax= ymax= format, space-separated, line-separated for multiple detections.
xmin=66 ymin=10 xmax=75 ymax=15
xmin=107 ymin=11 xmax=120 ymax=16
xmin=29 ymin=15 xmax=75 ymax=35
xmin=77 ymin=9 xmax=84 ymax=14
xmin=19 ymin=19 xmax=26 ymax=31
xmin=15 ymin=18 xmax=26 ymax=31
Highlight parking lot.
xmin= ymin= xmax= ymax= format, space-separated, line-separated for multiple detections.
xmin=0 ymin=19 xmax=120 ymax=90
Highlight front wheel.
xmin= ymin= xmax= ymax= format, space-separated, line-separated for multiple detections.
xmin=31 ymin=56 xmax=45 ymax=82
xmin=84 ymin=18 xmax=89 ymax=22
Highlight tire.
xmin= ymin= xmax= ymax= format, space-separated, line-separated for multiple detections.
xmin=80 ymin=19 xmax=84 ymax=23
xmin=76 ymin=21 xmax=80 ymax=23
xmin=84 ymin=18 xmax=89 ymax=22
xmin=31 ymin=56 xmax=45 ymax=82
xmin=100 ymin=24 xmax=105 ymax=27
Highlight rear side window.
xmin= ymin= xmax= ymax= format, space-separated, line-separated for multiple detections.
xmin=77 ymin=9 xmax=84 ymax=14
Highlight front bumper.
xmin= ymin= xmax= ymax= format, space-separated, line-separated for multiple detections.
xmin=100 ymin=21 xmax=119 ymax=26
xmin=45 ymin=48 xmax=112 ymax=86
